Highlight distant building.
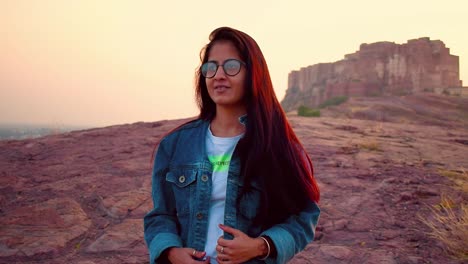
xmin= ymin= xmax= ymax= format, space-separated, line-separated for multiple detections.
xmin=282 ymin=37 xmax=464 ymax=111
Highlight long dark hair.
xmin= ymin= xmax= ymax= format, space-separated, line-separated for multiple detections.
xmin=196 ymin=27 xmax=320 ymax=228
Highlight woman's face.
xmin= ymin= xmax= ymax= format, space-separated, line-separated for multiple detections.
xmin=205 ymin=41 xmax=246 ymax=111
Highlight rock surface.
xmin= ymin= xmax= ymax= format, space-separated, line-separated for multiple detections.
xmin=282 ymin=37 xmax=464 ymax=111
xmin=1 ymin=93 xmax=467 ymax=263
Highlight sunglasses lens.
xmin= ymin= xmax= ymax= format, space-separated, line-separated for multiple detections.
xmin=201 ymin=62 xmax=217 ymax=78
xmin=224 ymin=60 xmax=241 ymax=76
xmin=201 ymin=60 xmax=243 ymax=78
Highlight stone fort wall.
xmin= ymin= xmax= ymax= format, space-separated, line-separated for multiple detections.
xmin=282 ymin=37 xmax=463 ymax=110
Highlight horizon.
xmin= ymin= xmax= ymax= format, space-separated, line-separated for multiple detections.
xmin=1 ymin=0 xmax=467 ymax=128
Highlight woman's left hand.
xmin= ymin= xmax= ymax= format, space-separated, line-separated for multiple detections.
xmin=216 ymin=224 xmax=266 ymax=264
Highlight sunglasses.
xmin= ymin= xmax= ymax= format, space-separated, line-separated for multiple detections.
xmin=201 ymin=59 xmax=245 ymax=78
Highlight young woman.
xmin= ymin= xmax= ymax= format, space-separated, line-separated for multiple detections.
xmin=144 ymin=27 xmax=320 ymax=264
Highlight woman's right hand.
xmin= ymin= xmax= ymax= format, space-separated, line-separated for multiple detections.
xmin=166 ymin=247 xmax=210 ymax=264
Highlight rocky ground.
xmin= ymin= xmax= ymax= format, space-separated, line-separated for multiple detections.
xmin=1 ymin=93 xmax=467 ymax=263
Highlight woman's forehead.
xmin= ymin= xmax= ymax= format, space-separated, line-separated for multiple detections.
xmin=208 ymin=41 xmax=241 ymax=61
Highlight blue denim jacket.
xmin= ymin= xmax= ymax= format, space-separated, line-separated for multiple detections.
xmin=144 ymin=119 xmax=320 ymax=264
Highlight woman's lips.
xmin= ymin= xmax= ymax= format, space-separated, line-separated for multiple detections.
xmin=214 ymin=85 xmax=229 ymax=91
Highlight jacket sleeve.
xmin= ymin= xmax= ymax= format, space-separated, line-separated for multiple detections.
xmin=143 ymin=137 xmax=183 ymax=264
xmin=260 ymin=200 xmax=320 ymax=264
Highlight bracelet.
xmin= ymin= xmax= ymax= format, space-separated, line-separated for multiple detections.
xmin=258 ymin=236 xmax=271 ymax=260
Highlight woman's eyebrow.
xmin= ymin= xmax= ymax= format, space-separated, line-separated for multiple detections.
xmin=207 ymin=58 xmax=236 ymax=64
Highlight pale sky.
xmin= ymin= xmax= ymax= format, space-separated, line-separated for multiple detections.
xmin=1 ymin=0 xmax=467 ymax=127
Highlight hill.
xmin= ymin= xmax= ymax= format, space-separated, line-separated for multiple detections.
xmin=318 ymin=93 xmax=468 ymax=128
xmin=0 ymin=94 xmax=467 ymax=263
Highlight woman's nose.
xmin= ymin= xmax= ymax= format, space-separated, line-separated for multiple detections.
xmin=213 ymin=65 xmax=227 ymax=79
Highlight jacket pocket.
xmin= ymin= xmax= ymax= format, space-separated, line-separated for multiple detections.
xmin=166 ymin=169 xmax=197 ymax=216
xmin=238 ymin=179 xmax=262 ymax=220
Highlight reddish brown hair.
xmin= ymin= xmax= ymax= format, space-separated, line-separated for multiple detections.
xmin=196 ymin=27 xmax=319 ymax=227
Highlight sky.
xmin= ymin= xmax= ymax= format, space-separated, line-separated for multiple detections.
xmin=1 ymin=0 xmax=467 ymax=128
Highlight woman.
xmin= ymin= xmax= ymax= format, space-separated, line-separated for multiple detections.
xmin=144 ymin=27 xmax=320 ymax=264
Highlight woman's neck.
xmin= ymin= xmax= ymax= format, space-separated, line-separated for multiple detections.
xmin=210 ymin=106 xmax=246 ymax=137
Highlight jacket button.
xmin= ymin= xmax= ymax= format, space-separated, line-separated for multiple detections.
xmin=178 ymin=176 xmax=186 ymax=183
xmin=201 ymin=175 xmax=209 ymax=182
xmin=196 ymin=212 xmax=203 ymax=219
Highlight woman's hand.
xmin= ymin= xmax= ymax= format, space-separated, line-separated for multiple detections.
xmin=216 ymin=224 xmax=267 ymax=264
xmin=166 ymin=247 xmax=210 ymax=264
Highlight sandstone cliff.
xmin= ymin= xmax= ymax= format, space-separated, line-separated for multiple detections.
xmin=282 ymin=37 xmax=462 ymax=111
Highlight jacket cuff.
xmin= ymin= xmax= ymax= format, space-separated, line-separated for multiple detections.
xmin=261 ymin=226 xmax=295 ymax=264
xmin=148 ymin=232 xmax=183 ymax=264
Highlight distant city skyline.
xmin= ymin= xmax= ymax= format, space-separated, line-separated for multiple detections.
xmin=0 ymin=123 xmax=89 ymax=140
xmin=1 ymin=0 xmax=467 ymax=127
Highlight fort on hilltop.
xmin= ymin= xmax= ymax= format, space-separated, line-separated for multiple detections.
xmin=281 ymin=37 xmax=465 ymax=111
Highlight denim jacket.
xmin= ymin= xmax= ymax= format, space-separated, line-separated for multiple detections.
xmin=143 ymin=119 xmax=320 ymax=264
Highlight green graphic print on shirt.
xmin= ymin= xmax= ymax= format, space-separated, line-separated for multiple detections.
xmin=208 ymin=154 xmax=231 ymax=172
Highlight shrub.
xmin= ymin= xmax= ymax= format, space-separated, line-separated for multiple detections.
xmin=421 ymin=169 xmax=468 ymax=260
xmin=358 ymin=141 xmax=382 ymax=151
xmin=318 ymin=96 xmax=348 ymax=108
xmin=297 ymin=105 xmax=321 ymax=117
xmin=438 ymin=169 xmax=468 ymax=193
xmin=421 ymin=195 xmax=468 ymax=260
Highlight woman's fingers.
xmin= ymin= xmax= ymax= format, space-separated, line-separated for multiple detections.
xmin=167 ymin=247 xmax=209 ymax=264
xmin=191 ymin=249 xmax=207 ymax=259
xmin=190 ymin=249 xmax=210 ymax=263
xmin=218 ymin=224 xmax=244 ymax=237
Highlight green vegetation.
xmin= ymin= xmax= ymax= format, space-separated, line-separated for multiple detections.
xmin=297 ymin=105 xmax=321 ymax=117
xmin=297 ymin=96 xmax=348 ymax=118
xmin=318 ymin=96 xmax=348 ymax=108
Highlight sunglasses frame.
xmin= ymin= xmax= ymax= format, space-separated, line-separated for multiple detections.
xmin=201 ymin=59 xmax=246 ymax=78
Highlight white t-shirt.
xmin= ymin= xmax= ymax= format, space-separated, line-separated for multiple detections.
xmin=204 ymin=126 xmax=243 ymax=262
